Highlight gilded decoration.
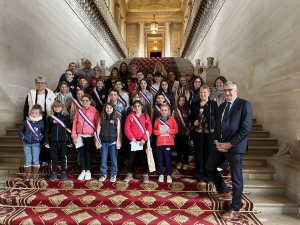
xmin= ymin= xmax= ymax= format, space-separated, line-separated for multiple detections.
xmin=140 ymin=196 xmax=156 ymax=206
xmin=12 ymin=211 xmax=28 ymax=221
xmin=85 ymin=180 xmax=103 ymax=190
xmin=60 ymin=180 xmax=74 ymax=189
xmin=94 ymin=205 xmax=110 ymax=214
xmin=140 ymin=181 xmax=159 ymax=190
xmin=169 ymin=196 xmax=188 ymax=208
xmin=81 ymin=195 xmax=97 ymax=205
xmin=71 ymin=212 xmax=93 ymax=223
xmin=33 ymin=204 xmax=49 ymax=213
xmin=202 ymin=197 xmax=213 ymax=208
xmin=88 ymin=219 xmax=102 ymax=225
xmin=26 ymin=195 xmax=36 ymax=204
xmin=158 ymin=221 xmax=170 ymax=225
xmin=184 ymin=192 xmax=199 ymax=198
xmin=49 ymin=194 xmax=68 ymax=206
xmin=137 ymin=212 xmax=157 ymax=224
xmin=54 ymin=221 xmax=68 ymax=225
xmin=114 ymin=181 xmax=129 ymax=190
xmin=155 ymin=205 xmax=171 ymax=215
xmin=98 ymin=190 xmax=116 ymax=197
xmin=72 ymin=190 xmax=86 ymax=196
xmin=154 ymin=191 xmax=172 ymax=198
xmin=109 ymin=195 xmax=128 ymax=206
xmin=170 ymin=182 xmax=185 ymax=191
xmin=20 ymin=218 xmax=34 ymax=225
xmin=128 ymin=0 xmax=181 ymax=11
xmin=171 ymin=214 xmax=189 ymax=223
xmin=127 ymin=190 xmax=142 ymax=197
xmin=186 ymin=203 xmax=204 ymax=217
xmin=124 ymin=202 xmax=142 ymax=215
xmin=42 ymin=190 xmax=60 ymax=196
xmin=62 ymin=202 xmax=82 ymax=214
xmin=40 ymin=213 xmax=58 ymax=221
xmin=105 ymin=213 xmax=123 ymax=221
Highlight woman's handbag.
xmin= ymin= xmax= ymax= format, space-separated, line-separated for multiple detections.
xmin=145 ymin=131 xmax=156 ymax=172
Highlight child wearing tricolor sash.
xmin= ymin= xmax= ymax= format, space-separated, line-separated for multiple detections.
xmin=44 ymin=101 xmax=72 ymax=181
xmin=72 ymin=94 xmax=100 ymax=181
xmin=91 ymin=79 xmax=108 ymax=113
xmin=108 ymin=89 xmax=126 ymax=123
xmin=151 ymin=72 xmax=163 ymax=96
xmin=124 ymin=100 xmax=152 ymax=183
xmin=172 ymin=95 xmax=191 ymax=171
xmin=155 ymin=79 xmax=175 ymax=112
xmin=153 ymin=104 xmax=178 ymax=183
xmin=18 ymin=104 xmax=44 ymax=181
xmin=153 ymin=93 xmax=166 ymax=122
xmin=96 ymin=102 xmax=122 ymax=183
xmin=138 ymin=78 xmax=153 ymax=115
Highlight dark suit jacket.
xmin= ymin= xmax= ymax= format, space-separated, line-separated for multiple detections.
xmin=216 ymin=97 xmax=252 ymax=153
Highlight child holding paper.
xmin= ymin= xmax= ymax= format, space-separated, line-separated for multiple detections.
xmin=153 ymin=104 xmax=178 ymax=183
xmin=124 ymin=100 xmax=152 ymax=183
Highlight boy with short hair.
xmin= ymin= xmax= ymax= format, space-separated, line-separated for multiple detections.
xmin=77 ymin=76 xmax=91 ymax=95
xmin=55 ymin=69 xmax=77 ymax=98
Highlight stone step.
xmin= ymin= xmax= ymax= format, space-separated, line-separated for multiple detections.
xmin=0 ymin=143 xmax=24 ymax=152
xmin=256 ymin=214 xmax=300 ymax=225
xmin=0 ymin=151 xmax=25 ymax=163
xmin=0 ymin=175 xmax=13 ymax=188
xmin=248 ymin=138 xmax=277 ymax=146
xmin=0 ymin=163 xmax=22 ymax=175
xmin=15 ymin=122 xmax=23 ymax=128
xmin=248 ymin=195 xmax=300 ymax=215
xmin=242 ymin=166 xmax=275 ymax=180
xmin=0 ymin=136 xmax=22 ymax=144
xmin=248 ymin=146 xmax=279 ymax=155
xmin=6 ymin=128 xmax=19 ymax=136
xmin=242 ymin=155 xmax=271 ymax=166
xmin=244 ymin=179 xmax=286 ymax=195
xmin=252 ymin=124 xmax=263 ymax=131
xmin=252 ymin=118 xmax=257 ymax=124
xmin=249 ymin=130 xmax=270 ymax=138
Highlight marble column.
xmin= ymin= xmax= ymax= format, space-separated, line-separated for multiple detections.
xmin=120 ymin=18 xmax=126 ymax=41
xmin=115 ymin=3 xmax=120 ymax=30
xmin=138 ymin=21 xmax=145 ymax=57
xmin=164 ymin=21 xmax=171 ymax=57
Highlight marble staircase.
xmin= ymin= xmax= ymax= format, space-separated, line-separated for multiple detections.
xmin=0 ymin=119 xmax=299 ymax=224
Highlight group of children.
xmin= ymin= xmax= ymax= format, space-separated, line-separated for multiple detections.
xmin=19 ymin=64 xmax=196 ymax=184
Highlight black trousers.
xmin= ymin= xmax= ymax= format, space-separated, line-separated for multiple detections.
xmin=50 ymin=142 xmax=67 ymax=172
xmin=175 ymin=134 xmax=189 ymax=164
xmin=128 ymin=144 xmax=148 ymax=174
xmin=193 ymin=132 xmax=216 ymax=181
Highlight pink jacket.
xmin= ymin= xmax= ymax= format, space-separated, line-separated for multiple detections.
xmin=71 ymin=106 xmax=100 ymax=138
xmin=95 ymin=118 xmax=122 ymax=149
xmin=125 ymin=112 xmax=152 ymax=141
xmin=153 ymin=116 xmax=178 ymax=146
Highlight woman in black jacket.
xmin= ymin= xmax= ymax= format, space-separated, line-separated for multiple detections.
xmin=190 ymin=85 xmax=218 ymax=183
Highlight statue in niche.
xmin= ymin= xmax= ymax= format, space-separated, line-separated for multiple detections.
xmin=100 ymin=60 xmax=106 ymax=69
xmin=195 ymin=59 xmax=201 ymax=67
xmin=207 ymin=57 xmax=214 ymax=67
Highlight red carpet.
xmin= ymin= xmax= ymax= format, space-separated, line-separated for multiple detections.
xmin=128 ymin=57 xmax=181 ymax=76
xmin=0 ymin=159 xmax=262 ymax=225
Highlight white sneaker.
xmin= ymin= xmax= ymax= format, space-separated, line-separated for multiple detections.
xmin=110 ymin=174 xmax=117 ymax=183
xmin=217 ymin=167 xmax=223 ymax=171
xmin=167 ymin=175 xmax=172 ymax=183
xmin=84 ymin=171 xmax=91 ymax=180
xmin=158 ymin=175 xmax=164 ymax=182
xmin=99 ymin=175 xmax=107 ymax=182
xmin=78 ymin=171 xmax=86 ymax=180
xmin=176 ymin=162 xmax=182 ymax=169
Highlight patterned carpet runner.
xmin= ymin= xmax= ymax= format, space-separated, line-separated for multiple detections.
xmin=128 ymin=57 xmax=181 ymax=76
xmin=0 ymin=156 xmax=262 ymax=225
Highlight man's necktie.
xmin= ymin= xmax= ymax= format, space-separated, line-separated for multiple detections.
xmin=222 ymin=102 xmax=231 ymax=122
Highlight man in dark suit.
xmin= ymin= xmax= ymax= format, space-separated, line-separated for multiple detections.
xmin=205 ymin=81 xmax=252 ymax=220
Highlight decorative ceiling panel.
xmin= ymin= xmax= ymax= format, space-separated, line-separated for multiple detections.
xmin=127 ymin=0 xmax=182 ymax=12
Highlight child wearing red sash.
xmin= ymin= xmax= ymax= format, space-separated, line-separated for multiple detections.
xmin=18 ymin=104 xmax=44 ymax=181
xmin=44 ymin=101 xmax=72 ymax=181
xmin=124 ymin=100 xmax=152 ymax=183
xmin=172 ymin=95 xmax=191 ymax=170
xmin=153 ymin=104 xmax=178 ymax=183
xmin=72 ymin=94 xmax=100 ymax=181
xmin=91 ymin=79 xmax=108 ymax=113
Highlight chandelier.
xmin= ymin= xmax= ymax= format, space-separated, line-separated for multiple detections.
xmin=150 ymin=14 xmax=158 ymax=34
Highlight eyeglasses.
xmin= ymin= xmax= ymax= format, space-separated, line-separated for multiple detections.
xmin=36 ymin=82 xmax=45 ymax=85
xmin=223 ymin=89 xmax=234 ymax=93
xmin=82 ymin=99 xmax=90 ymax=102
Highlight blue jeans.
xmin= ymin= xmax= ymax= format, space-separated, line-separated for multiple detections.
xmin=23 ymin=142 xmax=41 ymax=166
xmin=157 ymin=146 xmax=173 ymax=176
xmin=100 ymin=142 xmax=118 ymax=176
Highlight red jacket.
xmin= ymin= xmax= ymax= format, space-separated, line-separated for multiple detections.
xmin=129 ymin=82 xmax=138 ymax=97
xmin=125 ymin=112 xmax=152 ymax=141
xmin=153 ymin=116 xmax=178 ymax=146
xmin=71 ymin=106 xmax=100 ymax=138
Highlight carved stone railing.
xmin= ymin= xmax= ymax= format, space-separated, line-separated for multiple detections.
xmin=65 ymin=0 xmax=128 ymax=61
xmin=180 ymin=0 xmax=227 ymax=60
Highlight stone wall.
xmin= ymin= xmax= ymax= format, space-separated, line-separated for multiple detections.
xmin=192 ymin=0 xmax=300 ymax=145
xmin=0 ymin=0 xmax=116 ymax=134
